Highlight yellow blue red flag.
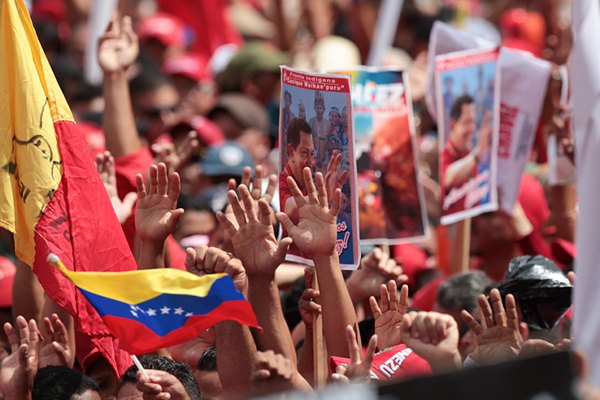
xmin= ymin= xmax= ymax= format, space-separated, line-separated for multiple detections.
xmin=50 ymin=255 xmax=259 ymax=354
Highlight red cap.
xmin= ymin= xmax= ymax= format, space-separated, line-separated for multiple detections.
xmin=500 ymin=8 xmax=545 ymax=57
xmin=164 ymin=53 xmax=212 ymax=83
xmin=138 ymin=13 xmax=187 ymax=48
xmin=518 ymin=174 xmax=549 ymax=232
xmin=330 ymin=344 xmax=432 ymax=381
xmin=0 ymin=257 xmax=16 ymax=308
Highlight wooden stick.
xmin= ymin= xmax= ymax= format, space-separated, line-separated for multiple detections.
xmin=449 ymin=219 xmax=471 ymax=274
xmin=312 ymin=269 xmax=327 ymax=387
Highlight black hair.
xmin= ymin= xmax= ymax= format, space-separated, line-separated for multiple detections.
xmin=197 ymin=347 xmax=217 ymax=371
xmin=286 ymin=117 xmax=312 ymax=149
xmin=437 ymin=271 xmax=493 ymax=314
xmin=449 ymin=94 xmax=474 ymax=122
xmin=121 ymin=355 xmax=201 ymax=400
xmin=129 ymin=68 xmax=174 ymax=100
xmin=33 ymin=366 xmax=99 ymax=400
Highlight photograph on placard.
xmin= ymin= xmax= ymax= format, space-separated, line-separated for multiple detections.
xmin=278 ymin=66 xmax=359 ymax=269
xmin=435 ymin=48 xmax=500 ymax=225
xmin=332 ymin=67 xmax=429 ymax=244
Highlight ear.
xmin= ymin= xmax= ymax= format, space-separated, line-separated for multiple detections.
xmin=287 ymin=143 xmax=295 ymax=158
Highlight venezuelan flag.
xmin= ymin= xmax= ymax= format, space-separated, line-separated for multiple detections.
xmin=0 ymin=0 xmax=136 ymax=374
xmin=50 ymin=255 xmax=259 ymax=354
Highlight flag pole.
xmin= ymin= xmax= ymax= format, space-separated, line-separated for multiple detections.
xmin=449 ymin=219 xmax=471 ymax=273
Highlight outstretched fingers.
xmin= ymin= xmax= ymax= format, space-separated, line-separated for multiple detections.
xmin=302 ymin=167 xmax=319 ymax=205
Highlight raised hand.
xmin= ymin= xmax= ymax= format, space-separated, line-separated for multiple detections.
xmin=476 ymin=111 xmax=491 ymax=160
xmin=299 ymin=269 xmax=321 ymax=327
xmin=325 ymin=152 xmax=349 ymax=204
xmin=135 ymin=163 xmax=184 ymax=243
xmin=96 ymin=151 xmax=137 ymax=224
xmin=98 ymin=15 xmax=139 ymax=74
xmin=369 ymin=281 xmax=409 ymax=350
xmin=399 ymin=311 xmax=462 ymax=373
xmin=347 ymin=247 xmax=408 ymax=302
xmin=331 ymin=325 xmax=377 ymax=383
xmin=185 ymin=245 xmax=248 ymax=295
xmin=38 ymin=314 xmax=71 ymax=369
xmin=136 ymin=369 xmax=192 ymax=400
xmin=217 ymin=184 xmax=291 ymax=276
xmin=277 ymin=167 xmax=341 ymax=256
xmin=151 ymin=131 xmax=200 ymax=173
xmin=0 ymin=317 xmax=39 ymax=400
xmin=461 ymin=288 xmax=523 ymax=365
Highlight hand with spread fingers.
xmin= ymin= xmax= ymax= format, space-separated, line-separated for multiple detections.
xmin=152 ymin=131 xmax=200 ymax=173
xmin=347 ymin=248 xmax=408 ymax=302
xmin=0 ymin=316 xmax=40 ymax=400
xmin=97 ymin=15 xmax=139 ymax=74
xmin=461 ymin=288 xmax=523 ymax=365
xmin=276 ymin=167 xmax=341 ymax=256
xmin=399 ymin=311 xmax=462 ymax=373
xmin=369 ymin=281 xmax=409 ymax=350
xmin=135 ymin=163 xmax=184 ymax=243
xmin=185 ymin=245 xmax=248 ymax=295
xmin=38 ymin=313 xmax=72 ymax=369
xmin=331 ymin=325 xmax=377 ymax=383
xmin=216 ymin=183 xmax=291 ymax=276
xmin=95 ymin=151 xmax=138 ymax=224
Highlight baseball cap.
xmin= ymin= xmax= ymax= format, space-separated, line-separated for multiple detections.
xmin=200 ymin=141 xmax=254 ymax=177
xmin=164 ymin=53 xmax=212 ymax=83
xmin=208 ymin=93 xmax=269 ymax=133
xmin=138 ymin=13 xmax=187 ymax=48
xmin=217 ymin=41 xmax=288 ymax=92
xmin=0 ymin=257 xmax=16 ymax=308
xmin=169 ymin=116 xmax=225 ymax=148
xmin=329 ymin=344 xmax=432 ymax=381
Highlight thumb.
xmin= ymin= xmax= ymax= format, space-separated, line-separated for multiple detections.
xmin=122 ymin=192 xmax=138 ymax=208
xmin=184 ymin=247 xmax=196 ymax=270
xmin=274 ymin=237 xmax=293 ymax=264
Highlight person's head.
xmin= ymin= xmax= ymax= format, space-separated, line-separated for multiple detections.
xmin=284 ymin=90 xmax=292 ymax=107
xmin=314 ymin=92 xmax=325 ymax=118
xmin=434 ymin=271 xmax=493 ymax=358
xmin=329 ymin=107 xmax=341 ymax=127
xmin=286 ymin=117 xmax=314 ymax=187
xmin=194 ymin=347 xmax=222 ymax=398
xmin=174 ymin=198 xmax=221 ymax=248
xmin=130 ymin=69 xmax=180 ymax=143
xmin=471 ymin=210 xmax=519 ymax=258
xmin=118 ymin=355 xmax=201 ymax=400
xmin=137 ymin=13 xmax=187 ymax=65
xmin=298 ymin=101 xmax=306 ymax=119
xmin=448 ymin=94 xmax=475 ymax=151
xmin=33 ymin=366 xmax=100 ymax=400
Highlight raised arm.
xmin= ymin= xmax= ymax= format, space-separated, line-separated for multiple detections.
xmin=276 ymin=167 xmax=357 ymax=358
xmin=98 ymin=15 xmax=141 ymax=158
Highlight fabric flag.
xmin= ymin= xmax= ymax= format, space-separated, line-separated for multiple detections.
xmin=571 ymin=0 xmax=600 ymax=389
xmin=0 ymin=0 xmax=135 ymax=375
xmin=50 ymin=254 xmax=259 ymax=354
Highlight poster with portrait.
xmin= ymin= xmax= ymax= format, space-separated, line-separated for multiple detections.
xmin=278 ymin=66 xmax=360 ymax=269
xmin=435 ymin=48 xmax=500 ymax=225
xmin=331 ymin=67 xmax=429 ymax=244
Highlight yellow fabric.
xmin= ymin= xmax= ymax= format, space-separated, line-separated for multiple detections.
xmin=53 ymin=255 xmax=227 ymax=303
xmin=0 ymin=0 xmax=74 ymax=266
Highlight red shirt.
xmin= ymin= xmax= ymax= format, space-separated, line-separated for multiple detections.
xmin=440 ymin=141 xmax=476 ymax=215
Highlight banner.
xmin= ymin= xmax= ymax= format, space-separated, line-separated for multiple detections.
xmin=435 ymin=48 xmax=500 ymax=225
xmin=279 ymin=66 xmax=360 ymax=269
xmin=497 ymin=48 xmax=551 ymax=211
xmin=548 ymin=65 xmax=575 ymax=185
xmin=332 ymin=67 xmax=428 ymax=244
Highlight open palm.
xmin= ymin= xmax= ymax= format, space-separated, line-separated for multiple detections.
xmin=97 ymin=15 xmax=139 ymax=73
xmin=135 ymin=163 xmax=184 ymax=242
xmin=369 ymin=281 xmax=409 ymax=350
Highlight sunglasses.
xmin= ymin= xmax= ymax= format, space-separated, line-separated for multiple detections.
xmin=141 ymin=105 xmax=178 ymax=119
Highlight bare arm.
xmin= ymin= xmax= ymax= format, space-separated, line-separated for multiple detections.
xmin=99 ymin=16 xmax=141 ymax=159
xmin=444 ymin=151 xmax=478 ymax=188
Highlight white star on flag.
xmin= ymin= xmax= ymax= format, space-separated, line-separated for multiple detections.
xmin=160 ymin=306 xmax=171 ymax=315
xmin=185 ymin=312 xmax=193 ymax=317
xmin=147 ymin=309 xmax=156 ymax=316
xmin=174 ymin=307 xmax=185 ymax=315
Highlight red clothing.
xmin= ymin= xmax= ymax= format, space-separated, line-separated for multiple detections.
xmin=440 ymin=141 xmax=476 ymax=215
xmin=278 ymin=163 xmax=310 ymax=260
xmin=115 ymin=147 xmax=186 ymax=270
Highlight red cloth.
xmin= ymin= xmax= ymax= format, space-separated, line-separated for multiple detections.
xmin=158 ymin=0 xmax=241 ymax=60
xmin=0 ymin=257 xmax=16 ymax=308
xmin=330 ymin=344 xmax=431 ymax=380
xmin=33 ymin=121 xmax=136 ymax=376
xmin=440 ymin=142 xmax=474 ymax=215
xmin=393 ymin=244 xmax=429 ymax=288
xmin=411 ymin=276 xmax=447 ymax=312
xmin=114 ymin=147 xmax=186 ymax=270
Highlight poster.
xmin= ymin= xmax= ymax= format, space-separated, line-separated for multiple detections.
xmin=332 ymin=67 xmax=428 ymax=244
xmin=435 ymin=48 xmax=500 ymax=225
xmin=548 ymin=65 xmax=575 ymax=185
xmin=279 ymin=66 xmax=360 ymax=269
xmin=497 ymin=48 xmax=551 ymax=211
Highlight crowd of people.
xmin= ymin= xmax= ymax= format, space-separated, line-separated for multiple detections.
xmin=0 ymin=0 xmax=593 ymax=398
